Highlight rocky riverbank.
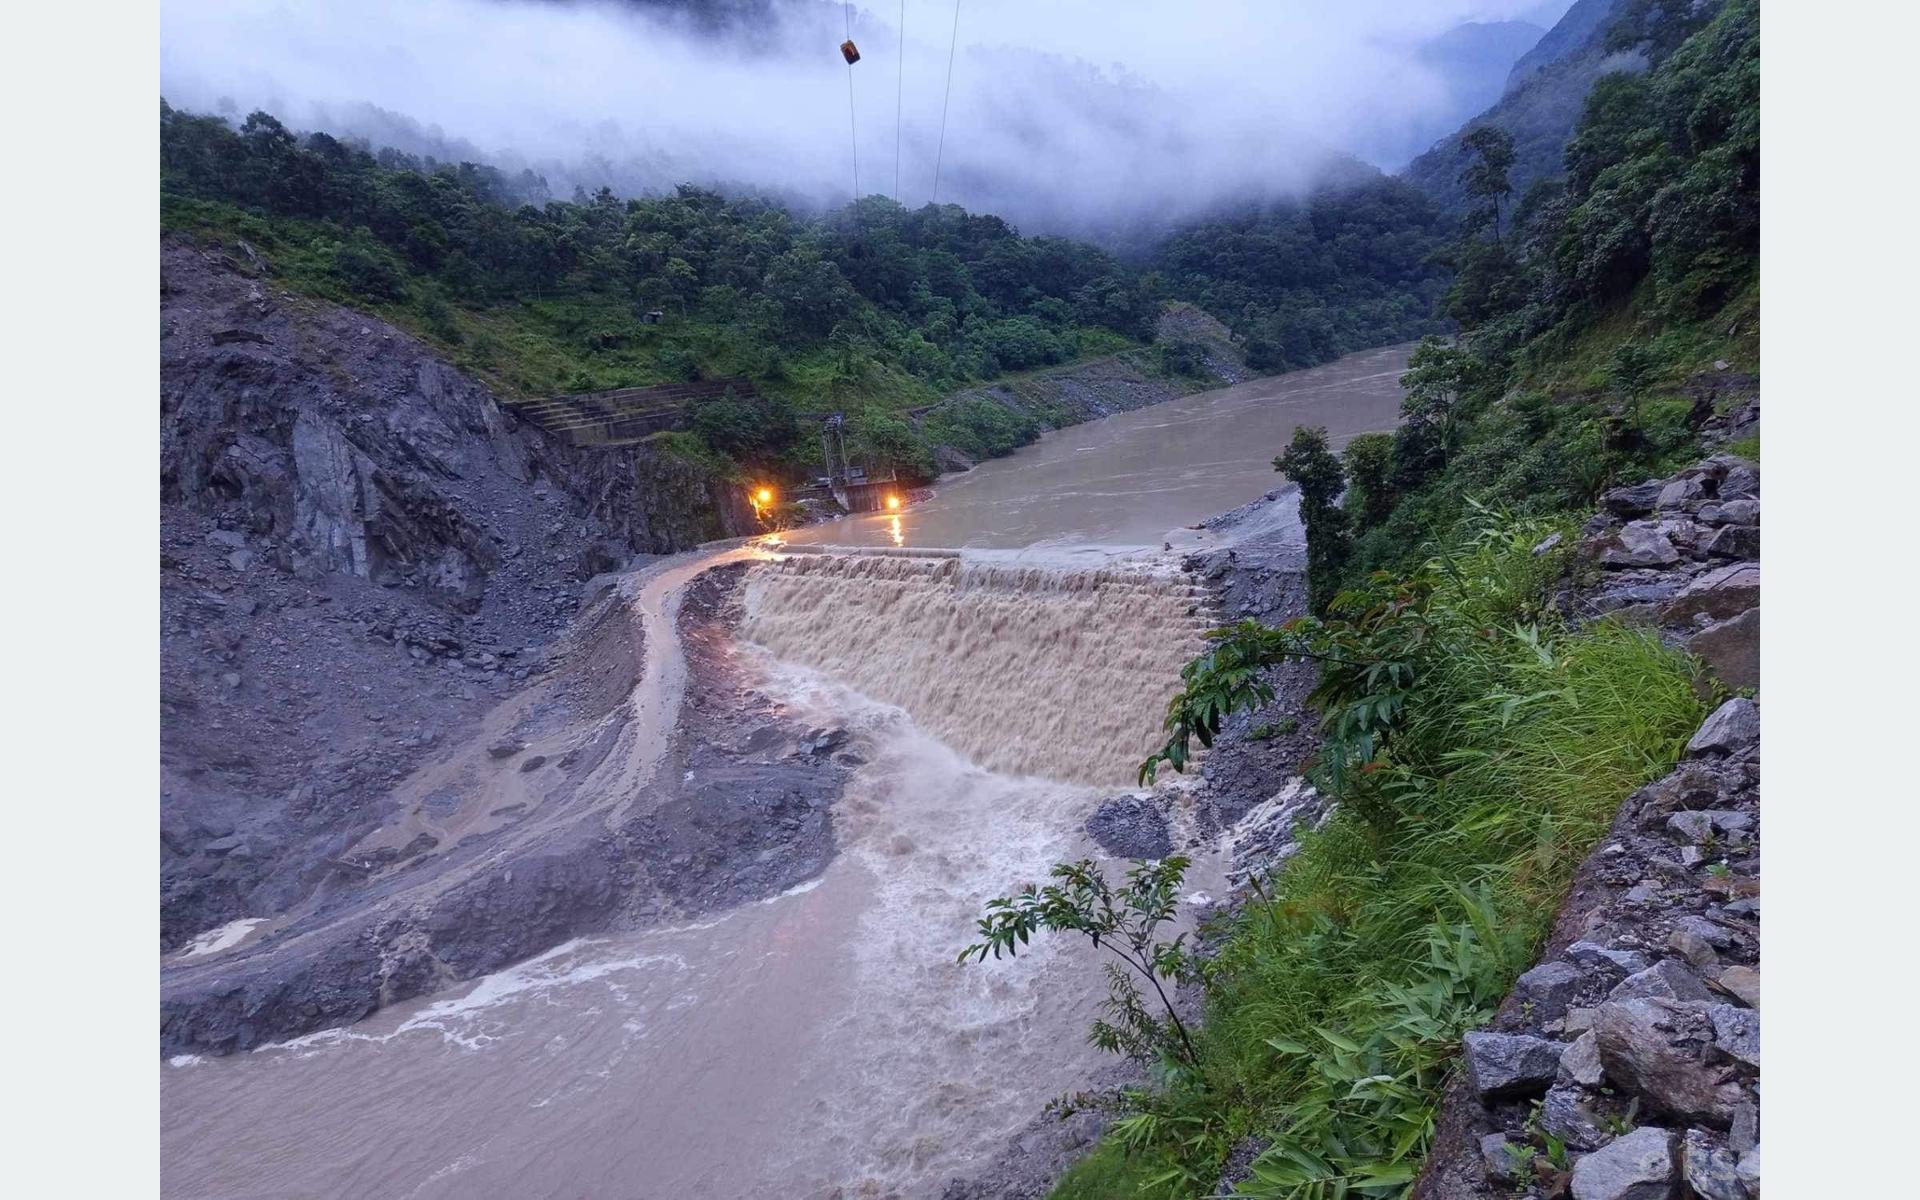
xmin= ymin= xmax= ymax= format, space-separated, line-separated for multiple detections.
xmin=941 ymin=421 xmax=1764 ymax=1200
xmin=1415 ymin=432 xmax=1763 ymax=1200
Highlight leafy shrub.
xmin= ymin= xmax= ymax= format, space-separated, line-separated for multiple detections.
xmin=1157 ymin=339 xmax=1210 ymax=379
xmin=328 ymin=232 xmax=407 ymax=302
xmin=923 ymin=398 xmax=1041 ymax=461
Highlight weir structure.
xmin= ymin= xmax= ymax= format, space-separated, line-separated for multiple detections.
xmin=742 ymin=543 xmax=1218 ymax=786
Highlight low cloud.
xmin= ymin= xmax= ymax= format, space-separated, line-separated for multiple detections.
xmin=160 ymin=0 xmax=1567 ymax=236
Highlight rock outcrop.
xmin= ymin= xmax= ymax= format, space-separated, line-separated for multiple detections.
xmin=1579 ymin=449 xmax=1761 ymax=693
xmin=160 ymin=236 xmax=759 ymax=953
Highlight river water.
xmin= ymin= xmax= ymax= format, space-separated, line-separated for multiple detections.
xmin=161 ymin=343 xmax=1411 ymax=1199
xmin=783 ymin=341 xmax=1412 ymax=554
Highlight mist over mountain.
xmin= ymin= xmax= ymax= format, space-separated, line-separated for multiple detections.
xmin=1401 ymin=0 xmax=1637 ymax=216
xmin=160 ymin=0 xmax=1569 ymax=239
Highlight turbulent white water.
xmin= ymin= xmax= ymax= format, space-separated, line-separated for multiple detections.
xmin=164 ymin=664 xmax=1119 ymax=1199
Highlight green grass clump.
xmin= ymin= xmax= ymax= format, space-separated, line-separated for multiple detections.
xmin=1053 ymin=515 xmax=1707 ymax=1197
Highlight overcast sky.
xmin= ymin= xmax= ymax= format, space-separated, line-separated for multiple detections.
xmin=160 ymin=0 xmax=1574 ymax=234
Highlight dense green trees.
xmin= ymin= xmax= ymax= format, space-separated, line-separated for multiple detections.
xmin=1150 ymin=179 xmax=1452 ymax=372
xmin=1458 ymin=126 xmax=1517 ymax=240
xmin=162 ymin=100 xmax=1451 ymax=483
xmin=161 ymin=102 xmax=1152 ymax=401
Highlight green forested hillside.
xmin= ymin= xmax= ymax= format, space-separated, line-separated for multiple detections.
xmin=1150 ymin=181 xmax=1451 ymax=371
xmin=160 ymin=103 xmax=1447 ymax=484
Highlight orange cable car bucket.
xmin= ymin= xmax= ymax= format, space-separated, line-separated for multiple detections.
xmin=840 ymin=40 xmax=861 ymax=65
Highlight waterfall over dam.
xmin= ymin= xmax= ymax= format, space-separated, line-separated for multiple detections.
xmin=742 ymin=551 xmax=1213 ymax=786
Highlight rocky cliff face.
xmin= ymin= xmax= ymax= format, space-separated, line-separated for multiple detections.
xmin=159 ymin=236 xmax=752 ymax=954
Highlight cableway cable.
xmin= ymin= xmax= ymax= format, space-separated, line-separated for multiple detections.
xmin=931 ymin=0 xmax=962 ymax=205
xmin=845 ymin=1 xmax=860 ymax=201
xmin=894 ymin=0 xmax=906 ymax=203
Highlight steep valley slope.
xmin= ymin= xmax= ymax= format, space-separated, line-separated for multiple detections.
xmin=159 ymin=238 xmax=867 ymax=1055
xmin=160 ymin=236 xmax=764 ymax=953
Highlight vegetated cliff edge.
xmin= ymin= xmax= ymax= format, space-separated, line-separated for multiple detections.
xmin=1415 ymin=405 xmax=1761 ymax=1200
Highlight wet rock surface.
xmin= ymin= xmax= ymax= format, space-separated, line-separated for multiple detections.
xmin=1182 ymin=488 xmax=1324 ymax=830
xmin=1085 ymin=794 xmax=1175 ymax=859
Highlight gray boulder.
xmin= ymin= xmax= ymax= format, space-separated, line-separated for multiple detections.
xmin=1543 ymin=1082 xmax=1614 ymax=1152
xmin=1721 ymin=464 xmax=1759 ymax=499
xmin=1735 ymin=1148 xmax=1760 ymax=1195
xmin=1667 ymin=811 xmax=1716 ymax=844
xmin=1462 ymin=1031 xmax=1563 ymax=1101
xmin=1715 ymin=498 xmax=1759 ymax=525
xmin=1516 ymin=960 xmax=1583 ymax=1023
xmin=1560 ymin=1030 xmax=1606 ymax=1087
xmin=1593 ymin=998 xmax=1747 ymax=1124
xmin=1610 ymin=959 xmax=1716 ymax=1004
xmin=1674 ymin=916 xmax=1737 ymax=949
xmin=1567 ymin=941 xmax=1650 ymax=976
xmin=1669 ymin=927 xmax=1720 ymax=969
xmin=1688 ymin=608 xmax=1759 ymax=691
xmin=1657 ymin=477 xmax=1705 ymax=509
xmin=1569 ymin=1126 xmax=1676 ymax=1200
xmin=1603 ymin=481 xmax=1665 ymax=517
xmin=1708 ymin=1004 xmax=1759 ymax=1069
xmin=1730 ymin=1101 xmax=1759 ymax=1154
xmin=1687 ymin=699 xmax=1759 ymax=758
xmin=1705 ymin=524 xmax=1760 ymax=560
xmin=1712 ymin=965 xmax=1760 ymax=1010
xmin=1600 ymin=523 xmax=1681 ymax=568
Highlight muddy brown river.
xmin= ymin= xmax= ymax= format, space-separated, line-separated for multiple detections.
xmin=783 ymin=341 xmax=1412 ymax=554
xmin=161 ymin=342 xmax=1411 ymax=1199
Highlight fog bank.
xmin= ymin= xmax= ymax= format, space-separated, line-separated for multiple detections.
xmin=160 ymin=0 xmax=1570 ymax=235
